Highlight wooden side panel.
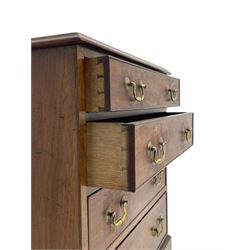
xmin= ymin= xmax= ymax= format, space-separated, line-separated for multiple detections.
xmin=88 ymin=170 xmax=166 ymax=250
xmin=32 ymin=46 xmax=82 ymax=249
xmin=77 ymin=46 xmax=89 ymax=250
xmin=86 ymin=123 xmax=129 ymax=190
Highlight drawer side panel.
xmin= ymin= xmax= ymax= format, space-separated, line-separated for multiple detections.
xmin=86 ymin=123 xmax=129 ymax=190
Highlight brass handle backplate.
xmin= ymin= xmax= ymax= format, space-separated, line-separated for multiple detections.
xmin=184 ymin=128 xmax=192 ymax=143
xmin=152 ymin=216 xmax=164 ymax=237
xmin=106 ymin=196 xmax=128 ymax=227
xmin=168 ymin=88 xmax=178 ymax=101
xmin=148 ymin=137 xmax=167 ymax=165
xmin=124 ymin=77 xmax=146 ymax=102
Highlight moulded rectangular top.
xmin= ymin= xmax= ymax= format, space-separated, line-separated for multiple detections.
xmin=32 ymin=32 xmax=171 ymax=75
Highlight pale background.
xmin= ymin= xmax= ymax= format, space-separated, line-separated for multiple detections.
xmin=1 ymin=0 xmax=250 ymax=249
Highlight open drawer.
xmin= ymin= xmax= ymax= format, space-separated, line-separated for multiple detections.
xmin=84 ymin=56 xmax=180 ymax=112
xmin=86 ymin=112 xmax=193 ymax=191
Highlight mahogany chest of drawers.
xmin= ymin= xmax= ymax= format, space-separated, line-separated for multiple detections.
xmin=32 ymin=33 xmax=193 ymax=250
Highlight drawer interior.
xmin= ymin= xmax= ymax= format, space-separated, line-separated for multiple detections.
xmin=87 ymin=112 xmax=185 ymax=124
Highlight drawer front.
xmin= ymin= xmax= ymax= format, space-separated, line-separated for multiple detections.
xmin=116 ymin=192 xmax=167 ymax=250
xmin=134 ymin=112 xmax=193 ymax=189
xmin=84 ymin=56 xmax=180 ymax=112
xmin=86 ymin=113 xmax=193 ymax=191
xmin=88 ymin=170 xmax=166 ymax=250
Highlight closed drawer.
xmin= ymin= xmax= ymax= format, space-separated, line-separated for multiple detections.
xmin=86 ymin=112 xmax=193 ymax=191
xmin=84 ymin=56 xmax=180 ymax=112
xmin=88 ymin=170 xmax=166 ymax=250
xmin=116 ymin=192 xmax=167 ymax=250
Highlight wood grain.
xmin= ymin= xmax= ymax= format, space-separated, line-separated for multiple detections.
xmin=86 ymin=113 xmax=193 ymax=191
xmin=31 ymin=34 xmax=190 ymax=250
xmin=109 ymin=57 xmax=180 ymax=111
xmin=84 ymin=57 xmax=106 ymax=112
xmin=133 ymin=112 xmax=193 ymax=189
xmin=32 ymin=33 xmax=171 ymax=75
xmin=86 ymin=123 xmax=130 ymax=190
xmin=32 ymin=46 xmax=82 ymax=249
xmin=84 ymin=56 xmax=180 ymax=112
xmin=116 ymin=192 xmax=167 ymax=250
xmin=76 ymin=46 xmax=89 ymax=250
xmin=107 ymin=186 xmax=167 ymax=250
xmin=88 ymin=170 xmax=166 ymax=250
